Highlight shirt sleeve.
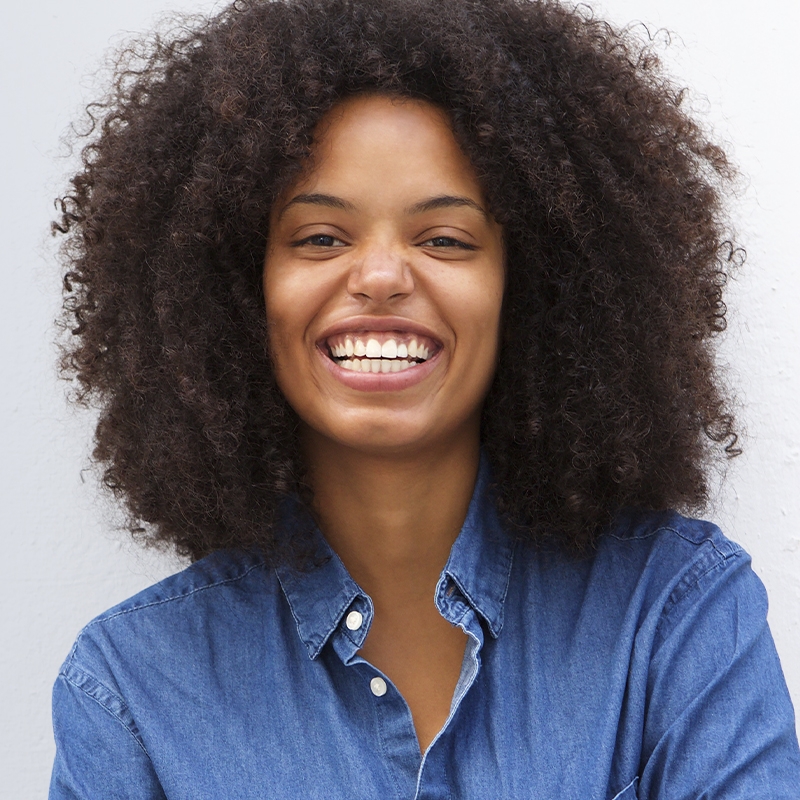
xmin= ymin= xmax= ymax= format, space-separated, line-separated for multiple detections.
xmin=638 ymin=547 xmax=800 ymax=799
xmin=49 ymin=664 xmax=167 ymax=800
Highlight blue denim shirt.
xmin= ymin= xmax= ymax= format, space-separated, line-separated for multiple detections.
xmin=50 ymin=464 xmax=800 ymax=799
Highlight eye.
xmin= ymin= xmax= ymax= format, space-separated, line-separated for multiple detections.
xmin=292 ymin=234 xmax=347 ymax=248
xmin=420 ymin=236 xmax=477 ymax=251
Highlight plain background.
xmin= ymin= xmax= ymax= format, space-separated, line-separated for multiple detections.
xmin=2 ymin=0 xmax=798 ymax=793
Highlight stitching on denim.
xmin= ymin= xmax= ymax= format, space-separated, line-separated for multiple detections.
xmin=369 ymin=670 xmax=405 ymax=800
xmin=323 ymin=589 xmax=363 ymax=656
xmin=449 ymin=538 xmax=515 ymax=638
xmin=494 ymin=539 xmax=516 ymax=634
xmin=447 ymin=569 xmax=494 ymax=635
xmin=606 ymin=524 xmax=740 ymax=562
xmin=74 ymin=561 xmax=266 ymax=645
xmin=610 ymin=776 xmax=639 ymax=800
xmin=275 ymin=569 xmax=315 ymax=657
xmin=59 ymin=671 xmax=151 ymax=759
xmin=655 ymin=549 xmax=745 ymax=646
xmin=277 ymin=568 xmax=362 ymax=659
xmin=453 ymin=602 xmax=473 ymax=630
xmin=657 ymin=525 xmax=733 ymax=560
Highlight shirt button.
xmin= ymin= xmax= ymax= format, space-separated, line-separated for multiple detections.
xmin=370 ymin=677 xmax=387 ymax=697
xmin=345 ymin=610 xmax=363 ymax=631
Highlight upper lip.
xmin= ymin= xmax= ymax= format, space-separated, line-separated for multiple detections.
xmin=316 ymin=316 xmax=444 ymax=347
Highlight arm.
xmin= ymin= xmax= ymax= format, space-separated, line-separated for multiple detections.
xmin=49 ymin=665 xmax=167 ymax=800
xmin=640 ymin=549 xmax=800 ymax=799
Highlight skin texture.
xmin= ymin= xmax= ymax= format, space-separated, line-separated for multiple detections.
xmin=264 ymin=95 xmax=505 ymax=751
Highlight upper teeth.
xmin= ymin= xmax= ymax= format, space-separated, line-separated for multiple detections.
xmin=329 ymin=336 xmax=431 ymax=361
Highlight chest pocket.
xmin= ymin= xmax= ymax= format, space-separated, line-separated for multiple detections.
xmin=610 ymin=778 xmax=639 ymax=800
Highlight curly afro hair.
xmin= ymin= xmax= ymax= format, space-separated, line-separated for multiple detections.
xmin=55 ymin=0 xmax=740 ymax=562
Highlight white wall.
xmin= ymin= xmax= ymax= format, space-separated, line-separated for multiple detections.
xmin=1 ymin=0 xmax=797 ymax=794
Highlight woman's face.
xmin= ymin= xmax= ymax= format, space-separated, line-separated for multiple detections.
xmin=263 ymin=94 xmax=505 ymax=457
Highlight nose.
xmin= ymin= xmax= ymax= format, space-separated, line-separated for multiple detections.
xmin=346 ymin=241 xmax=414 ymax=304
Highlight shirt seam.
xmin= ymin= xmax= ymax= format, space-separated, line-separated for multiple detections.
xmin=654 ymin=546 xmax=744 ymax=650
xmin=70 ymin=560 xmax=266 ymax=653
xmin=57 ymin=669 xmax=151 ymax=759
xmin=607 ymin=523 xmax=739 ymax=560
xmin=368 ymin=672 xmax=406 ymax=800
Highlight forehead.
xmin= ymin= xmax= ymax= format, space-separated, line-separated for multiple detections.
xmin=283 ymin=94 xmax=487 ymax=201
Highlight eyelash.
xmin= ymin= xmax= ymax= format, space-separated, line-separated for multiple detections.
xmin=291 ymin=234 xmax=476 ymax=251
xmin=423 ymin=236 xmax=477 ymax=251
xmin=291 ymin=234 xmax=345 ymax=248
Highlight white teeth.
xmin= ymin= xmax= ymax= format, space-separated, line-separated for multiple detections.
xmin=381 ymin=340 xmax=398 ymax=359
xmin=330 ymin=333 xmax=435 ymax=371
xmin=337 ymin=357 xmax=420 ymax=373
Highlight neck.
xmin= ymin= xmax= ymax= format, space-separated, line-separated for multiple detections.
xmin=304 ymin=432 xmax=481 ymax=605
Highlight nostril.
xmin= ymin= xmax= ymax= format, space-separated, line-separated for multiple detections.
xmin=346 ymin=259 xmax=414 ymax=303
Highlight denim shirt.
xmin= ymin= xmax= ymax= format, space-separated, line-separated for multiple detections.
xmin=50 ymin=465 xmax=800 ymax=799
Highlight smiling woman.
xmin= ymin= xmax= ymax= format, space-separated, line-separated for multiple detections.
xmin=49 ymin=0 xmax=800 ymax=797
xmin=264 ymin=95 xmax=504 ymax=458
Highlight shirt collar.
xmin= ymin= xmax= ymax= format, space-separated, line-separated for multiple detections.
xmin=439 ymin=454 xmax=514 ymax=639
xmin=275 ymin=453 xmax=515 ymax=660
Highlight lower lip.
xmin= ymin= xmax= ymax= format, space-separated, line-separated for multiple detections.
xmin=317 ymin=347 xmax=442 ymax=392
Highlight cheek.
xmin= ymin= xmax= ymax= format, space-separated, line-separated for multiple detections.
xmin=455 ymin=274 xmax=505 ymax=387
xmin=263 ymin=266 xmax=309 ymax=345
xmin=455 ymin=272 xmax=504 ymax=339
xmin=262 ymin=271 xmax=304 ymax=381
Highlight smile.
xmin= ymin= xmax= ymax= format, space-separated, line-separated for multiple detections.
xmin=325 ymin=332 xmax=438 ymax=374
xmin=315 ymin=325 xmax=444 ymax=392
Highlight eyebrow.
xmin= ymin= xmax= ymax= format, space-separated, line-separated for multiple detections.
xmin=276 ymin=192 xmax=489 ymax=221
xmin=406 ymin=195 xmax=489 ymax=219
xmin=276 ymin=193 xmax=356 ymax=221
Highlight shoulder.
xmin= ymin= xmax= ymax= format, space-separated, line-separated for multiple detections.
xmin=75 ymin=548 xmax=270 ymax=632
xmin=600 ymin=511 xmax=760 ymax=646
xmin=59 ymin=549 xmax=279 ymax=689
xmin=520 ymin=508 xmax=749 ymax=592
xmin=512 ymin=510 xmax=764 ymax=655
xmin=597 ymin=509 xmax=746 ymax=591
xmin=598 ymin=510 xmax=755 ymax=615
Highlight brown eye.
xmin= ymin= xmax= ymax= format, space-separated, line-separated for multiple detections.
xmin=421 ymin=236 xmax=476 ymax=251
xmin=293 ymin=234 xmax=347 ymax=248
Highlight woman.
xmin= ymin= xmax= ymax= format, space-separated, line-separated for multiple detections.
xmin=50 ymin=0 xmax=800 ymax=797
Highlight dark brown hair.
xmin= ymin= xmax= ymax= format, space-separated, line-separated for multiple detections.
xmin=55 ymin=0 xmax=740 ymax=561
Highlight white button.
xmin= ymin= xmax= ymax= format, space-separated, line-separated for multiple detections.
xmin=370 ymin=677 xmax=387 ymax=697
xmin=345 ymin=610 xmax=363 ymax=631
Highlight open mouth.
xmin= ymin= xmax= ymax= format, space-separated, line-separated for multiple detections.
xmin=324 ymin=332 xmax=440 ymax=374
